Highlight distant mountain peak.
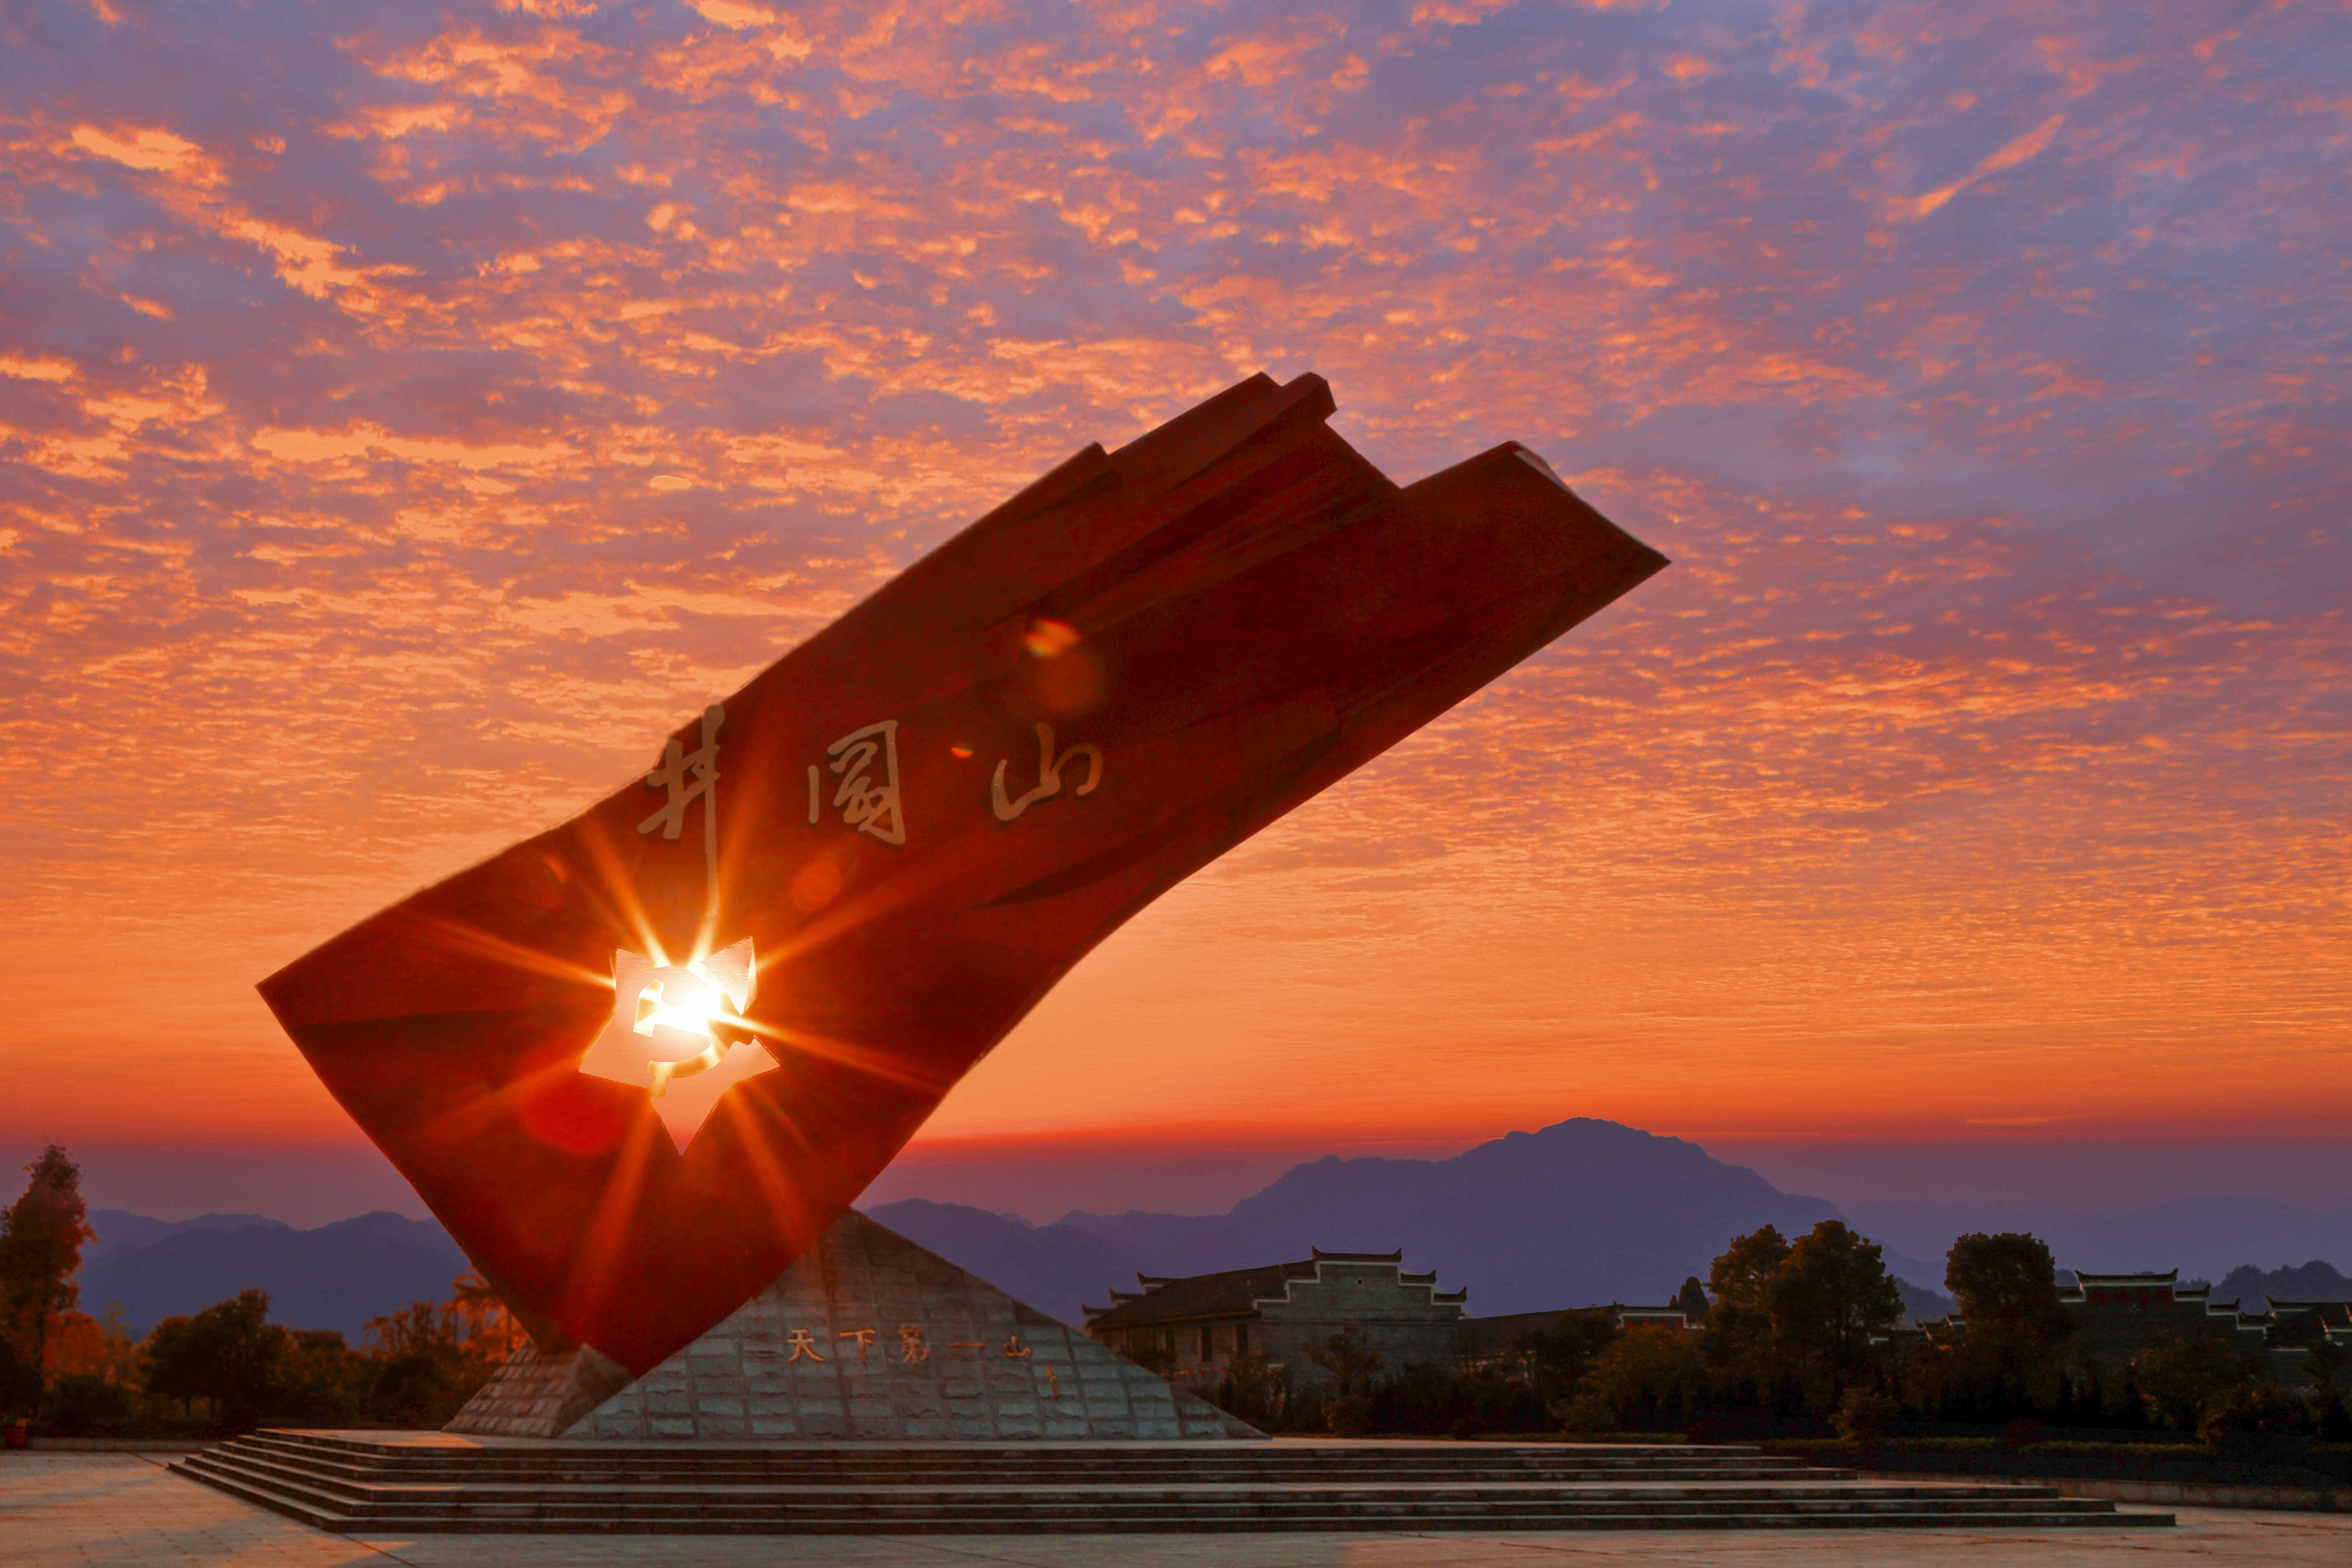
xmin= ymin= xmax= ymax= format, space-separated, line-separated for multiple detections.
xmin=1032 ymin=1116 xmax=1858 ymax=1316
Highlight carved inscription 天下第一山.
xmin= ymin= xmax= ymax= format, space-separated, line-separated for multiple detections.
xmin=767 ymin=1325 xmax=1038 ymax=1365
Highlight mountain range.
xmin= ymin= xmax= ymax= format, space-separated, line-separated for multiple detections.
xmin=869 ymin=1118 xmax=1955 ymax=1325
xmin=2211 ymin=1260 xmax=2351 ymax=1305
xmin=1842 ymin=1196 xmax=2352 ymax=1292
xmin=71 ymin=1118 xmax=2352 ymax=1341
xmin=80 ymin=1209 xmax=469 ymax=1340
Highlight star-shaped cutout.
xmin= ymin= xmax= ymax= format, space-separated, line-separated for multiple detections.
xmin=577 ymin=938 xmax=772 ymax=1153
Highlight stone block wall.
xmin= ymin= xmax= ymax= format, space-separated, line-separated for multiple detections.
xmin=1255 ymin=1261 xmax=1465 ymax=1390
xmin=445 ymin=1342 xmax=633 ymax=1439
xmin=568 ymin=1210 xmax=1259 ymax=1441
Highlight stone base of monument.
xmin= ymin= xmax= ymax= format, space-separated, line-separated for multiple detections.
xmin=442 ymin=1209 xmax=1256 ymax=1442
xmin=173 ymin=1434 xmax=2172 ymax=1534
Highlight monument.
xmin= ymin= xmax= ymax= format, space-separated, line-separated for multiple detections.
xmin=258 ymin=371 xmax=1669 ymax=1438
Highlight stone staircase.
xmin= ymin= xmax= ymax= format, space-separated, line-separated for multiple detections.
xmin=173 ymin=1431 xmax=2173 ymax=1534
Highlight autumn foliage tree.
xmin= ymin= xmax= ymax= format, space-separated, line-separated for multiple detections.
xmin=363 ymin=1296 xmax=509 ymax=1425
xmin=134 ymin=1274 xmax=519 ymax=1432
xmin=1562 ymin=1325 xmax=1709 ymax=1431
xmin=0 ymin=1146 xmax=94 ymax=1418
xmin=1695 ymin=1221 xmax=1904 ymax=1416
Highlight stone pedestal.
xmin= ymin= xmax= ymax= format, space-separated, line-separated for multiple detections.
xmin=448 ymin=1209 xmax=1260 ymax=1441
xmin=439 ymin=1341 xmax=633 ymax=1440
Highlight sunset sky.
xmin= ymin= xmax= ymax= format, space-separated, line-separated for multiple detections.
xmin=2 ymin=1 xmax=2346 ymax=1219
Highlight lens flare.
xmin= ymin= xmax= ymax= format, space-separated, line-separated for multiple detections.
xmin=578 ymin=937 xmax=768 ymax=1150
xmin=1021 ymin=617 xmax=1080 ymax=657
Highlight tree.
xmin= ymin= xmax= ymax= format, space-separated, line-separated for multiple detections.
xmin=1706 ymin=1225 xmax=1790 ymax=1361
xmin=45 ymin=1303 xmax=140 ymax=1388
xmin=1521 ymin=1309 xmax=1619 ymax=1409
xmin=1211 ymin=1352 xmax=1290 ymax=1430
xmin=1308 ymin=1327 xmax=1383 ymax=1400
xmin=1561 ymin=1325 xmax=1708 ymax=1432
xmin=2129 ymin=1333 xmax=2264 ymax=1433
xmin=365 ymin=1300 xmax=487 ymax=1427
xmin=0 ymin=1335 xmax=38 ymax=1419
xmin=1122 ymin=1331 xmax=1175 ymax=1375
xmin=1766 ymin=1221 xmax=1904 ymax=1395
xmin=1672 ymin=1276 xmax=1711 ymax=1324
xmin=40 ymin=1372 xmax=136 ymax=1434
xmin=1308 ymin=1328 xmax=1383 ymax=1435
xmin=275 ymin=1330 xmax=364 ymax=1425
xmin=1939 ymin=1232 xmax=2072 ymax=1414
xmin=1831 ymin=1385 xmax=1898 ymax=1447
xmin=2309 ymin=1341 xmax=2352 ymax=1442
xmin=1945 ymin=1235 xmax=2071 ymax=1353
xmin=449 ymin=1271 xmax=528 ymax=1363
xmin=0 ymin=1146 xmax=94 ymax=1412
xmin=144 ymin=1289 xmax=284 ymax=1426
xmin=2197 ymin=1379 xmax=2311 ymax=1444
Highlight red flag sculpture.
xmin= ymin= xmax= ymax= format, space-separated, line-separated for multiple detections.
xmin=260 ymin=373 xmax=1668 ymax=1374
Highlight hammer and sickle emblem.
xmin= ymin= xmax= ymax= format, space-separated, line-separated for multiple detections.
xmin=578 ymin=937 xmax=769 ymax=1151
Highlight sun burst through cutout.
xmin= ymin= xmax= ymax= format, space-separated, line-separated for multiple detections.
xmin=577 ymin=937 xmax=769 ymax=1153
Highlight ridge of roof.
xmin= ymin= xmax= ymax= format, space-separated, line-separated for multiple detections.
xmin=1082 ymin=1250 xmax=1469 ymax=1326
xmin=1083 ymin=1259 xmax=1318 ymax=1326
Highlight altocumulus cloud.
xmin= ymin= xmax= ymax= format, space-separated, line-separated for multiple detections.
xmin=0 ymin=0 xmax=2345 ymax=1144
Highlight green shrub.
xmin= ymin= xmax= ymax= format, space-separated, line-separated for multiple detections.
xmin=2197 ymin=1380 xmax=2312 ymax=1444
xmin=40 ymin=1373 xmax=135 ymax=1435
xmin=0 ymin=1337 xmax=38 ymax=1419
xmin=2129 ymin=1334 xmax=2265 ymax=1432
xmin=1831 ymin=1386 xmax=1897 ymax=1447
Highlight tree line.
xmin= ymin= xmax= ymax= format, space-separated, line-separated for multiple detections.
xmin=8 ymin=1146 xmax=2348 ymax=1446
xmin=0 ymin=1147 xmax=519 ymax=1439
xmin=1200 ymin=1220 xmax=2352 ymax=1443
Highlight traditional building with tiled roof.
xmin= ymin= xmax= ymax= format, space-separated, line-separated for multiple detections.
xmin=1922 ymin=1269 xmax=2350 ymax=1391
xmin=2058 ymin=1270 xmax=2272 ymax=1365
xmin=1082 ymin=1248 xmax=1467 ymax=1390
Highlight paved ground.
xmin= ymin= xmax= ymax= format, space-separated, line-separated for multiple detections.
xmin=8 ymin=1451 xmax=2350 ymax=1566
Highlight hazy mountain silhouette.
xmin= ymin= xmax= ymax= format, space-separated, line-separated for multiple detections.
xmin=85 ymin=1209 xmax=289 ymax=1269
xmin=79 ymin=1211 xmax=467 ymax=1339
xmin=863 ymin=1198 xmax=1147 ymax=1325
xmin=873 ymin=1119 xmax=1954 ymax=1322
xmin=1843 ymin=1195 xmax=2352 ymax=1291
xmin=1058 ymin=1119 xmax=1863 ymax=1315
xmin=2213 ymin=1259 xmax=2352 ymax=1307
xmin=73 ymin=1127 xmax=2348 ymax=1344
xmin=1895 ymin=1279 xmax=1957 ymax=1323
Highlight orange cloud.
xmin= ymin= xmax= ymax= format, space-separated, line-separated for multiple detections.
xmin=69 ymin=124 xmax=207 ymax=174
xmin=1906 ymin=113 xmax=2065 ymax=219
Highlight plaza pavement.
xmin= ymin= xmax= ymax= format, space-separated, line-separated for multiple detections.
xmin=8 ymin=1451 xmax=2350 ymax=1567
